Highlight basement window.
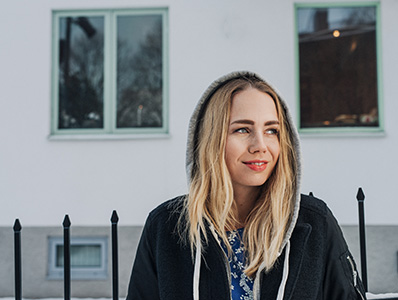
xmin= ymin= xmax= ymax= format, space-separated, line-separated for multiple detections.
xmin=48 ymin=237 xmax=108 ymax=280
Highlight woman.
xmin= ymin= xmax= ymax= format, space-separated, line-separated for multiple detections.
xmin=126 ymin=71 xmax=366 ymax=300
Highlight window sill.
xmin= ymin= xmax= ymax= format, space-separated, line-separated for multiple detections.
xmin=48 ymin=133 xmax=171 ymax=141
xmin=298 ymin=129 xmax=386 ymax=138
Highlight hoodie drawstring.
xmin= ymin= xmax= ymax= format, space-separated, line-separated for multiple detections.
xmin=276 ymin=240 xmax=291 ymax=300
xmin=193 ymin=231 xmax=202 ymax=300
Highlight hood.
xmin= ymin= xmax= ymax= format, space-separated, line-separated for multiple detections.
xmin=186 ymin=71 xmax=302 ymax=300
xmin=186 ymin=70 xmax=302 ymax=248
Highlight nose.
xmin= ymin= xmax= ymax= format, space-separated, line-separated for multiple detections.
xmin=248 ymin=132 xmax=267 ymax=154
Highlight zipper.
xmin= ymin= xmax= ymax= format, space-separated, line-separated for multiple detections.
xmin=346 ymin=255 xmax=366 ymax=300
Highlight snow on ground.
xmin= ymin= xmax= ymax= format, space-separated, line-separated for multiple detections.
xmin=367 ymin=293 xmax=398 ymax=299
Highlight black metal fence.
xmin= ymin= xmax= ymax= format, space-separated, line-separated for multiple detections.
xmin=9 ymin=188 xmax=398 ymax=300
xmin=12 ymin=210 xmax=120 ymax=300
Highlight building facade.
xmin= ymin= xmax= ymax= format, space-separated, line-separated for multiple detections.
xmin=1 ymin=0 xmax=398 ymax=296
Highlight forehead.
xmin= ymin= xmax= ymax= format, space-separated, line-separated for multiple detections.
xmin=230 ymin=88 xmax=278 ymax=121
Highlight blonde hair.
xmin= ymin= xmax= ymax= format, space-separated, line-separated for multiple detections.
xmin=183 ymin=75 xmax=297 ymax=278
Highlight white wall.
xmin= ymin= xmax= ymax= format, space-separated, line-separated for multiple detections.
xmin=1 ymin=0 xmax=397 ymax=227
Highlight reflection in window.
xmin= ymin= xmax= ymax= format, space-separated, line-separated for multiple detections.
xmin=296 ymin=5 xmax=381 ymax=131
xmin=56 ymin=244 xmax=102 ymax=268
xmin=58 ymin=16 xmax=104 ymax=129
xmin=116 ymin=15 xmax=163 ymax=128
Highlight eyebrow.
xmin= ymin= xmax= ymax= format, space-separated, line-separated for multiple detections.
xmin=230 ymin=119 xmax=280 ymax=126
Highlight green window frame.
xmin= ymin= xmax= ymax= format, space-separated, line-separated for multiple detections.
xmin=51 ymin=8 xmax=169 ymax=138
xmin=294 ymin=2 xmax=383 ymax=135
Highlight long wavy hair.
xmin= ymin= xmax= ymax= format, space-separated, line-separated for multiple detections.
xmin=182 ymin=75 xmax=297 ymax=277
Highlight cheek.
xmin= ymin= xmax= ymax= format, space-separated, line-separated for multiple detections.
xmin=224 ymin=138 xmax=241 ymax=167
xmin=269 ymin=140 xmax=281 ymax=161
xmin=267 ymin=143 xmax=280 ymax=176
xmin=224 ymin=145 xmax=234 ymax=168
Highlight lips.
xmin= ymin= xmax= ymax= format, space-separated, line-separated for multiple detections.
xmin=243 ymin=160 xmax=268 ymax=171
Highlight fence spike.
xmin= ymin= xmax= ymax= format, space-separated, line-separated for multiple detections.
xmin=111 ymin=210 xmax=119 ymax=224
xmin=63 ymin=215 xmax=71 ymax=228
xmin=13 ymin=219 xmax=22 ymax=232
xmin=357 ymin=187 xmax=365 ymax=202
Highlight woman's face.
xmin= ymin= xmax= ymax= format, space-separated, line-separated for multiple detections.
xmin=225 ymin=87 xmax=280 ymax=196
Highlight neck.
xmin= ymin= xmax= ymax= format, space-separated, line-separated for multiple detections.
xmin=232 ymin=186 xmax=261 ymax=227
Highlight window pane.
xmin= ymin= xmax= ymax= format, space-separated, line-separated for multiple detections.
xmin=58 ymin=16 xmax=104 ymax=129
xmin=297 ymin=6 xmax=379 ymax=129
xmin=56 ymin=244 xmax=101 ymax=268
xmin=116 ymin=15 xmax=163 ymax=128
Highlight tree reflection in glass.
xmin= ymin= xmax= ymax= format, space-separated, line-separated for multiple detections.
xmin=116 ymin=15 xmax=163 ymax=128
xmin=58 ymin=16 xmax=104 ymax=129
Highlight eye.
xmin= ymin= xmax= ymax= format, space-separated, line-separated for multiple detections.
xmin=265 ymin=128 xmax=279 ymax=135
xmin=234 ymin=127 xmax=249 ymax=134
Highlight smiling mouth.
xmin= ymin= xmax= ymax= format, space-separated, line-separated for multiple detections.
xmin=243 ymin=161 xmax=268 ymax=171
xmin=244 ymin=161 xmax=268 ymax=165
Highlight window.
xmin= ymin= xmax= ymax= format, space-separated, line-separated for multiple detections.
xmin=51 ymin=9 xmax=168 ymax=137
xmin=48 ymin=237 xmax=108 ymax=280
xmin=295 ymin=3 xmax=383 ymax=134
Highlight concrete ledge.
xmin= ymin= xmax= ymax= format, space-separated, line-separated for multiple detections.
xmin=341 ymin=225 xmax=398 ymax=294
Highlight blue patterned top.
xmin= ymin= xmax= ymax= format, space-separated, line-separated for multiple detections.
xmin=221 ymin=228 xmax=254 ymax=300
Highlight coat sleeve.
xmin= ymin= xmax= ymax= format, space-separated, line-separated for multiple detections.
xmin=323 ymin=207 xmax=367 ymax=300
xmin=126 ymin=216 xmax=160 ymax=300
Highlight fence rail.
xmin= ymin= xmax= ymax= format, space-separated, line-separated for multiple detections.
xmin=12 ymin=210 xmax=120 ymax=300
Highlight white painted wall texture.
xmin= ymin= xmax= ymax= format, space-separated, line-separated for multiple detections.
xmin=1 ymin=0 xmax=398 ymax=228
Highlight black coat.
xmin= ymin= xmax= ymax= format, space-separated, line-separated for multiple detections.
xmin=126 ymin=194 xmax=366 ymax=300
